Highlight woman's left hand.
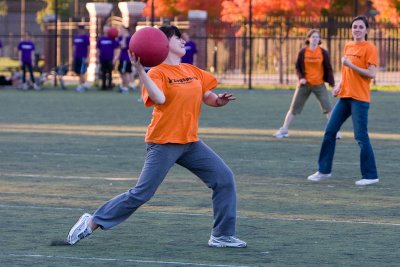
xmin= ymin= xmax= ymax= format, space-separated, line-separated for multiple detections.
xmin=216 ymin=93 xmax=236 ymax=106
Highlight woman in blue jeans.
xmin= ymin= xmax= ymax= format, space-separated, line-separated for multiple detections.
xmin=307 ymin=16 xmax=379 ymax=186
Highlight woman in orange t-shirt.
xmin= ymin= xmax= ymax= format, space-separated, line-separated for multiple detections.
xmin=66 ymin=25 xmax=246 ymax=248
xmin=308 ymin=16 xmax=379 ymax=186
xmin=274 ymin=29 xmax=338 ymax=139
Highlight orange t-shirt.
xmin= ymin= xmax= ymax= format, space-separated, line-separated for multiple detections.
xmin=304 ymin=47 xmax=324 ymax=86
xmin=338 ymin=41 xmax=378 ymax=103
xmin=142 ymin=63 xmax=218 ymax=144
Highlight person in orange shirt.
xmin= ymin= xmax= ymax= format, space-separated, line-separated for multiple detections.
xmin=274 ymin=29 xmax=340 ymax=139
xmin=308 ymin=16 xmax=379 ymax=186
xmin=67 ymin=25 xmax=247 ymax=248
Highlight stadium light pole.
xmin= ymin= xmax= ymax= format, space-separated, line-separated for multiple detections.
xmin=21 ymin=0 xmax=25 ymax=39
xmin=248 ymin=0 xmax=252 ymax=90
xmin=54 ymin=0 xmax=58 ymax=86
xmin=151 ymin=0 xmax=155 ymax=26
xmin=354 ymin=0 xmax=359 ymax=16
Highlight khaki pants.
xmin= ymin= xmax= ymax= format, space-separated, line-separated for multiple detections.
xmin=289 ymin=83 xmax=332 ymax=115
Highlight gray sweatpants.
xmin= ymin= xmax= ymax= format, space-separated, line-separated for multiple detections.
xmin=92 ymin=140 xmax=237 ymax=237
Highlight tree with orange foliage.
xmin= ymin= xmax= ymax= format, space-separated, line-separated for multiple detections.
xmin=143 ymin=0 xmax=180 ymax=19
xmin=220 ymin=0 xmax=331 ymax=23
xmin=371 ymin=0 xmax=400 ymax=25
xmin=142 ymin=0 xmax=223 ymax=21
xmin=176 ymin=0 xmax=224 ymax=19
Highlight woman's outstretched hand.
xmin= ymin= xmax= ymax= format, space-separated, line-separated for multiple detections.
xmin=216 ymin=93 xmax=236 ymax=106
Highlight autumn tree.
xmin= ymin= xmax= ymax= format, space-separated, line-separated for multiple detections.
xmin=142 ymin=0 xmax=223 ymax=21
xmin=371 ymin=0 xmax=400 ymax=25
xmin=176 ymin=0 xmax=223 ymax=19
xmin=220 ymin=0 xmax=331 ymax=24
xmin=143 ymin=0 xmax=181 ymax=19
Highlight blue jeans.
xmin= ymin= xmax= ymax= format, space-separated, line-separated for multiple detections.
xmin=318 ymin=98 xmax=378 ymax=179
xmin=92 ymin=140 xmax=237 ymax=237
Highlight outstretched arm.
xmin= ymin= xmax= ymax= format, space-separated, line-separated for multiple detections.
xmin=203 ymin=91 xmax=236 ymax=107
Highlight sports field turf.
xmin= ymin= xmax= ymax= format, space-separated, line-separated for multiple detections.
xmin=0 ymin=88 xmax=399 ymax=266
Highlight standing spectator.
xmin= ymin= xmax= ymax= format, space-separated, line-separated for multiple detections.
xmin=181 ymin=32 xmax=197 ymax=65
xmin=67 ymin=25 xmax=247 ymax=248
xmin=116 ymin=27 xmax=132 ymax=94
xmin=97 ymin=25 xmax=119 ymax=90
xmin=73 ymin=23 xmax=90 ymax=92
xmin=308 ymin=16 xmax=379 ymax=186
xmin=18 ymin=32 xmax=40 ymax=90
xmin=273 ymin=29 xmax=340 ymax=139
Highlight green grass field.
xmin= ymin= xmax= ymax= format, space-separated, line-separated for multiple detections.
xmin=0 ymin=88 xmax=399 ymax=267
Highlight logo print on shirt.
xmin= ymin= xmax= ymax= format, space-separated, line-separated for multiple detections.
xmin=346 ymin=53 xmax=361 ymax=59
xmin=168 ymin=76 xmax=198 ymax=84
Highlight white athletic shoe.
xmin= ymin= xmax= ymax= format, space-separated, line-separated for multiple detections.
xmin=119 ymin=86 xmax=129 ymax=94
xmin=83 ymin=82 xmax=90 ymax=89
xmin=336 ymin=131 xmax=342 ymax=139
xmin=75 ymin=85 xmax=84 ymax=92
xmin=307 ymin=171 xmax=332 ymax=181
xmin=67 ymin=213 xmax=93 ymax=245
xmin=355 ymin=179 xmax=379 ymax=186
xmin=33 ymin=83 xmax=41 ymax=91
xmin=273 ymin=127 xmax=289 ymax=138
xmin=208 ymin=235 xmax=247 ymax=248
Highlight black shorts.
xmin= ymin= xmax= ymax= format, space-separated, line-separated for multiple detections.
xmin=73 ymin=58 xmax=87 ymax=74
xmin=118 ymin=60 xmax=132 ymax=74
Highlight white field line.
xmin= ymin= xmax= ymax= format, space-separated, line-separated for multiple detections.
xmin=1 ymin=172 xmax=399 ymax=190
xmin=6 ymin=150 xmax=400 ymax=168
xmin=0 ymin=204 xmax=399 ymax=227
xmin=0 ymin=173 xmax=135 ymax=181
xmin=1 ymin=254 xmax=253 ymax=267
xmin=0 ymin=123 xmax=399 ymax=140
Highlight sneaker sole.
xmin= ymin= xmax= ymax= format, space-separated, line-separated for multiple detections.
xmin=274 ymin=134 xmax=289 ymax=139
xmin=208 ymin=241 xmax=247 ymax=248
xmin=307 ymin=175 xmax=332 ymax=182
xmin=67 ymin=213 xmax=91 ymax=245
xmin=208 ymin=243 xmax=247 ymax=248
xmin=355 ymin=179 xmax=379 ymax=185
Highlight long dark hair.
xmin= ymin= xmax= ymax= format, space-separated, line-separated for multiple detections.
xmin=304 ymin=29 xmax=322 ymax=45
xmin=351 ymin=15 xmax=369 ymax=40
xmin=158 ymin=25 xmax=182 ymax=39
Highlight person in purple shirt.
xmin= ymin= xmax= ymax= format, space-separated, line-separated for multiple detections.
xmin=116 ymin=27 xmax=132 ymax=94
xmin=97 ymin=25 xmax=119 ymax=90
xmin=73 ymin=23 xmax=90 ymax=92
xmin=18 ymin=32 xmax=40 ymax=90
xmin=181 ymin=32 xmax=198 ymax=65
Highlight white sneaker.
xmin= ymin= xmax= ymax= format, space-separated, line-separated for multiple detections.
xmin=208 ymin=235 xmax=247 ymax=248
xmin=119 ymin=86 xmax=129 ymax=94
xmin=307 ymin=171 xmax=332 ymax=181
xmin=336 ymin=131 xmax=342 ymax=139
xmin=273 ymin=127 xmax=289 ymax=138
xmin=67 ymin=213 xmax=93 ymax=245
xmin=83 ymin=82 xmax=90 ymax=89
xmin=33 ymin=83 xmax=41 ymax=91
xmin=355 ymin=179 xmax=379 ymax=185
xmin=76 ymin=85 xmax=84 ymax=92
xmin=129 ymin=83 xmax=138 ymax=91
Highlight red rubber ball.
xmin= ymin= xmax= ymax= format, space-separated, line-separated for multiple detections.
xmin=129 ymin=27 xmax=169 ymax=67
xmin=107 ymin=27 xmax=119 ymax=39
